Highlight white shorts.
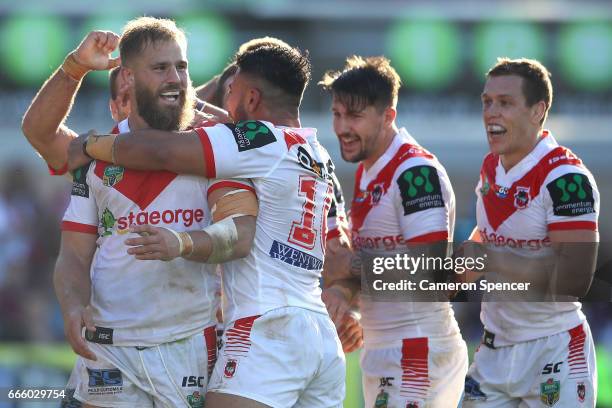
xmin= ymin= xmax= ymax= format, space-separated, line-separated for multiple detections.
xmin=361 ymin=334 xmax=468 ymax=408
xmin=463 ymin=322 xmax=597 ymax=408
xmin=208 ymin=306 xmax=346 ymax=408
xmin=69 ymin=326 xmax=217 ymax=408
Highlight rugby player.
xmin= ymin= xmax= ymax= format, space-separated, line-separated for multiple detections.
xmin=25 ymin=18 xmax=258 ymax=407
xmin=21 ymin=33 xmax=227 ymax=177
xmin=69 ymin=43 xmax=346 ymax=408
xmin=319 ymin=56 xmax=468 ymax=407
xmin=195 ymin=36 xmax=291 ymax=108
xmin=462 ymin=58 xmax=599 ymax=407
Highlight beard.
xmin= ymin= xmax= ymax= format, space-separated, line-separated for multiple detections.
xmin=338 ymin=132 xmax=368 ymax=163
xmin=229 ymin=102 xmax=249 ymax=123
xmin=135 ymin=81 xmax=195 ymax=131
xmin=340 ymin=146 xmax=366 ymax=163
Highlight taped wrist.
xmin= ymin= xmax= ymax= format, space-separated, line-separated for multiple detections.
xmin=202 ymin=217 xmax=238 ymax=264
xmin=161 ymin=228 xmax=194 ymax=258
xmin=61 ymin=52 xmax=90 ymax=81
xmin=86 ymin=133 xmax=117 ymax=163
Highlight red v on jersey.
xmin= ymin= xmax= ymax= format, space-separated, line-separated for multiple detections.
xmin=93 ymin=163 xmax=177 ymax=210
xmin=481 ymin=146 xmax=582 ymax=231
xmin=93 ymin=124 xmax=177 ymax=210
xmin=350 ymin=143 xmax=434 ymax=233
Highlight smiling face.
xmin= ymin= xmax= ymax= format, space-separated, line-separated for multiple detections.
xmin=128 ymin=39 xmax=194 ymax=130
xmin=481 ymin=74 xmax=545 ymax=161
xmin=331 ymin=96 xmax=387 ymax=164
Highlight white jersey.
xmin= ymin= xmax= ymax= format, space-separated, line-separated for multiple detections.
xmin=475 ymin=130 xmax=599 ymax=346
xmin=194 ymin=120 xmax=341 ymax=325
xmin=351 ymin=128 xmax=460 ymax=346
xmin=61 ymin=119 xmax=239 ymax=346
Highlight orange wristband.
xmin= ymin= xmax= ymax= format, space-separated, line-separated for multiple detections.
xmin=61 ymin=52 xmax=90 ymax=81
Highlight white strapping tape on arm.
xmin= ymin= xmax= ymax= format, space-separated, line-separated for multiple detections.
xmin=203 ymin=217 xmax=238 ymax=264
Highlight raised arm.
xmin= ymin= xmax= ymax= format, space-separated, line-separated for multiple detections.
xmin=21 ymin=31 xmax=120 ymax=172
xmin=54 ymin=231 xmax=98 ymax=360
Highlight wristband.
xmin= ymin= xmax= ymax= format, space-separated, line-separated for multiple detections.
xmin=161 ymin=228 xmax=194 ymax=258
xmin=61 ymin=52 xmax=90 ymax=82
xmin=178 ymin=231 xmax=194 ymax=257
xmin=85 ymin=133 xmax=116 ymax=163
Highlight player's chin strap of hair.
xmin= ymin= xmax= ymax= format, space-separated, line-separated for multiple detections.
xmin=165 ymin=188 xmax=258 ymax=262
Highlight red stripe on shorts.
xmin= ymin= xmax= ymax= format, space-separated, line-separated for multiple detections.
xmin=204 ymin=326 xmax=217 ymax=379
xmin=400 ymin=337 xmax=430 ymax=399
xmin=223 ymin=315 xmax=260 ymax=357
xmin=568 ymin=324 xmax=588 ymax=379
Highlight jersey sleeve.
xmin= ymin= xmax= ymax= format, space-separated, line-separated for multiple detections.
xmin=393 ymin=160 xmax=453 ymax=242
xmin=327 ymin=170 xmax=348 ymax=240
xmin=543 ymin=165 xmax=599 ymax=232
xmin=207 ymin=178 xmax=256 ymax=198
xmin=61 ymin=163 xmax=98 ymax=235
xmin=194 ymin=121 xmax=286 ymax=179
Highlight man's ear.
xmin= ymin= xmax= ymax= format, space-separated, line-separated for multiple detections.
xmin=531 ymin=101 xmax=546 ymax=125
xmin=246 ymin=87 xmax=262 ymax=113
xmin=121 ymin=66 xmax=134 ymax=87
xmin=384 ymin=106 xmax=397 ymax=126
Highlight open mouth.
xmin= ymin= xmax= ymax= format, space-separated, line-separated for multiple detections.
xmin=486 ymin=124 xmax=507 ymax=138
xmin=340 ymin=135 xmax=360 ymax=150
xmin=159 ymin=90 xmax=181 ymax=103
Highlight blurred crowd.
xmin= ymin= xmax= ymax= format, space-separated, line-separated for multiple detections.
xmin=0 ymin=163 xmax=69 ymax=342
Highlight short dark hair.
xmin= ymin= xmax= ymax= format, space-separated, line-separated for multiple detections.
xmin=119 ymin=17 xmax=186 ymax=67
xmin=487 ymin=57 xmax=553 ymax=124
xmin=109 ymin=66 xmax=121 ymax=100
xmin=210 ymin=63 xmax=238 ymax=107
xmin=319 ymin=55 xmax=401 ymax=112
xmin=235 ymin=36 xmax=291 ymax=60
xmin=235 ymin=44 xmax=311 ymax=108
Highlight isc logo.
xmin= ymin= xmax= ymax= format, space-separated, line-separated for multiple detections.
xmin=379 ymin=377 xmax=394 ymax=387
xmin=182 ymin=376 xmax=205 ymax=388
xmin=541 ymin=362 xmax=563 ymax=375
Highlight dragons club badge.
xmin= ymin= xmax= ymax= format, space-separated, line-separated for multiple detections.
xmin=514 ymin=186 xmax=531 ymax=209
xmin=224 ymin=359 xmax=237 ymax=378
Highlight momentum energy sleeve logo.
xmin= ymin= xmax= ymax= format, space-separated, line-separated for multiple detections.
xmin=397 ymin=165 xmax=444 ymax=215
xmin=227 ymin=120 xmax=276 ymax=152
xmin=546 ymin=173 xmax=595 ymax=216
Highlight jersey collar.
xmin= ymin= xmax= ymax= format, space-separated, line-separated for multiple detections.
xmin=360 ymin=127 xmax=418 ymax=187
xmin=495 ymin=129 xmax=557 ymax=187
